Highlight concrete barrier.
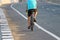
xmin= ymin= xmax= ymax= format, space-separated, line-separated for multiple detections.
xmin=0 ymin=0 xmax=19 ymax=6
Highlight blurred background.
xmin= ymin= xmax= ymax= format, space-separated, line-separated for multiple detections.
xmin=0 ymin=0 xmax=60 ymax=6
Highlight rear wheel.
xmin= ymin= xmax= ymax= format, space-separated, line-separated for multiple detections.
xmin=31 ymin=24 xmax=34 ymax=31
xmin=30 ymin=13 xmax=34 ymax=31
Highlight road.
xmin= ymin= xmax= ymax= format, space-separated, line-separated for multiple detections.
xmin=1 ymin=1 xmax=60 ymax=40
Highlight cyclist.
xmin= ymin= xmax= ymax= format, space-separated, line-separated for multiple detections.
xmin=26 ymin=0 xmax=38 ymax=29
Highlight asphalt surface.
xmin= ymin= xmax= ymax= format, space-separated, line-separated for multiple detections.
xmin=13 ymin=2 xmax=60 ymax=37
xmin=1 ymin=1 xmax=60 ymax=40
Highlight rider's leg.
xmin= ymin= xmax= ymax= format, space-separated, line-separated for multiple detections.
xmin=28 ymin=10 xmax=32 ymax=29
xmin=28 ymin=16 xmax=30 ymax=27
xmin=34 ymin=9 xmax=37 ymax=22
xmin=34 ymin=11 xmax=37 ymax=19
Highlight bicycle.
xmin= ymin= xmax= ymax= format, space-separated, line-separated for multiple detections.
xmin=26 ymin=10 xmax=34 ymax=31
xmin=30 ymin=12 xmax=34 ymax=31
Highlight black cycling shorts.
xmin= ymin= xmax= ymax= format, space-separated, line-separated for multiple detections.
xmin=28 ymin=9 xmax=37 ymax=17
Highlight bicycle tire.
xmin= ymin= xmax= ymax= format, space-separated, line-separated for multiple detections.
xmin=30 ymin=13 xmax=34 ymax=31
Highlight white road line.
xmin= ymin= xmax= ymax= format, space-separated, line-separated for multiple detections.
xmin=2 ymin=33 xmax=12 ymax=35
xmin=1 ymin=31 xmax=11 ymax=32
xmin=2 ymin=32 xmax=11 ymax=34
xmin=52 ymin=9 xmax=56 ymax=11
xmin=2 ymin=36 xmax=13 ymax=38
xmin=0 ymin=8 xmax=14 ymax=40
xmin=46 ymin=8 xmax=56 ymax=11
xmin=0 ymin=24 xmax=8 ymax=26
xmin=1 ymin=29 xmax=10 ymax=31
xmin=42 ymin=6 xmax=44 ymax=8
xmin=47 ymin=1 xmax=60 ymax=5
xmin=11 ymin=4 xmax=60 ymax=40
xmin=2 ymin=39 xmax=14 ymax=40
xmin=46 ymin=8 xmax=50 ymax=10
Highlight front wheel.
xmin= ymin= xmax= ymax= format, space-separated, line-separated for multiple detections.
xmin=31 ymin=24 xmax=34 ymax=31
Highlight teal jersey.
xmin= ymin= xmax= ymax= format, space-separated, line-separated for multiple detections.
xmin=27 ymin=0 xmax=37 ymax=10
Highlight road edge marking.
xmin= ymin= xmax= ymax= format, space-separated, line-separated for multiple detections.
xmin=47 ymin=1 xmax=60 ymax=5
